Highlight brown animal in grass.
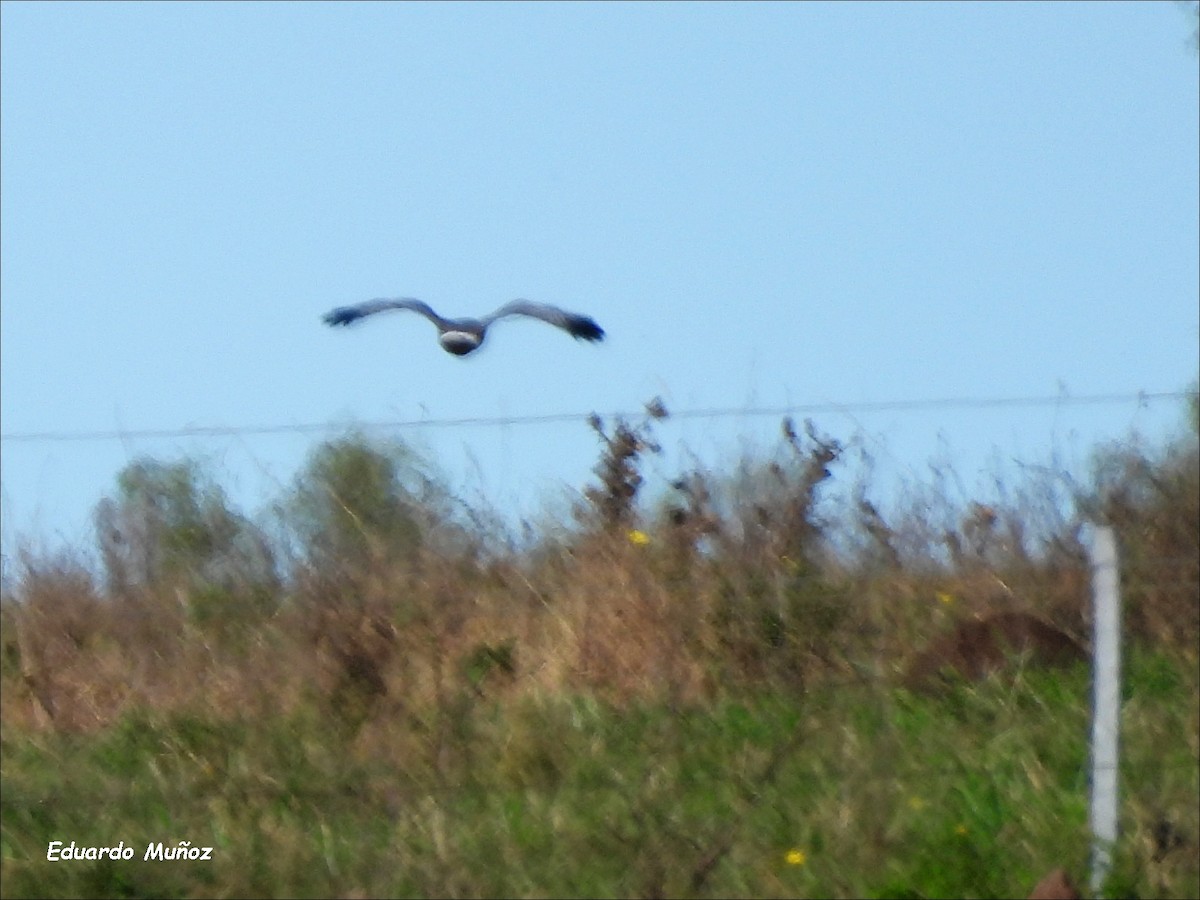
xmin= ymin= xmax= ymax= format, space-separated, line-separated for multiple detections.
xmin=905 ymin=612 xmax=1088 ymax=693
xmin=1027 ymin=867 xmax=1081 ymax=900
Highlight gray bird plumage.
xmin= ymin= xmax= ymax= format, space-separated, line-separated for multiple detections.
xmin=322 ymin=298 xmax=605 ymax=357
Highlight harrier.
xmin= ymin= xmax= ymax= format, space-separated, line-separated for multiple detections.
xmin=323 ymin=298 xmax=605 ymax=357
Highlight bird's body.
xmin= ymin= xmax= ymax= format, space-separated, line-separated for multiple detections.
xmin=323 ymin=298 xmax=604 ymax=357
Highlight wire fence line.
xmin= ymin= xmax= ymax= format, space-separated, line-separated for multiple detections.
xmin=0 ymin=390 xmax=1189 ymax=444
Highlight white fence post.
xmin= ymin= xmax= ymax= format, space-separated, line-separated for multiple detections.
xmin=1088 ymin=525 xmax=1121 ymax=897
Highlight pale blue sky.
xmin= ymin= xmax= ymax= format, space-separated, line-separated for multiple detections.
xmin=2 ymin=1 xmax=1197 ymax=559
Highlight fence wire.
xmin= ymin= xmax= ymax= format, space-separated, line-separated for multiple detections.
xmin=0 ymin=390 xmax=1190 ymax=443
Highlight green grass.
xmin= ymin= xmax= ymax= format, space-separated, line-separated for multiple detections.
xmin=3 ymin=647 xmax=1195 ymax=899
xmin=4 ymin=409 xmax=1197 ymax=897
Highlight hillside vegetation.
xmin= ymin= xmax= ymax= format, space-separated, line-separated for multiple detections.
xmin=2 ymin=395 xmax=1197 ymax=899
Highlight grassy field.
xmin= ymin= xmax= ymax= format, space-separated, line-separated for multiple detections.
xmin=2 ymin=400 xmax=1197 ymax=898
xmin=2 ymin=651 xmax=1196 ymax=899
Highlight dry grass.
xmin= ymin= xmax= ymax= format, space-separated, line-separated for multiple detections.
xmin=1 ymin=394 xmax=1197 ymax=897
xmin=3 ymin=399 xmax=1196 ymax=726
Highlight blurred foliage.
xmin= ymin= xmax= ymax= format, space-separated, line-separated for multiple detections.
xmin=3 ymin=388 xmax=1197 ymax=898
xmin=94 ymin=457 xmax=277 ymax=598
xmin=285 ymin=431 xmax=429 ymax=576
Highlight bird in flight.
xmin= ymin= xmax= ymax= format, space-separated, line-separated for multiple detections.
xmin=323 ymin=298 xmax=605 ymax=357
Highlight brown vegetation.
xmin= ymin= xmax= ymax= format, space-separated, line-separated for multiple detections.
xmin=903 ymin=612 xmax=1089 ymax=694
xmin=1 ymin=395 xmax=1196 ymax=733
xmin=2 ymin=392 xmax=1197 ymax=899
xmin=1027 ymin=867 xmax=1081 ymax=900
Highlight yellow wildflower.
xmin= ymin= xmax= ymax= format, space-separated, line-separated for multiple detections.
xmin=785 ymin=848 xmax=806 ymax=866
xmin=954 ymin=823 xmax=968 ymax=836
xmin=936 ymin=591 xmax=956 ymax=606
xmin=627 ymin=529 xmax=651 ymax=546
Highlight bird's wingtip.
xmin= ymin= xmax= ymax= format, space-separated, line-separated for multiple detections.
xmin=573 ymin=316 xmax=605 ymax=342
xmin=323 ymin=307 xmax=360 ymax=327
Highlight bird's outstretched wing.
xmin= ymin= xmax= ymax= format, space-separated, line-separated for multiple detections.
xmin=323 ymin=298 xmax=447 ymax=327
xmin=483 ymin=300 xmax=605 ymax=342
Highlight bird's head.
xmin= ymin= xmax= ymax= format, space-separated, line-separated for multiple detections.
xmin=439 ymin=330 xmax=484 ymax=356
